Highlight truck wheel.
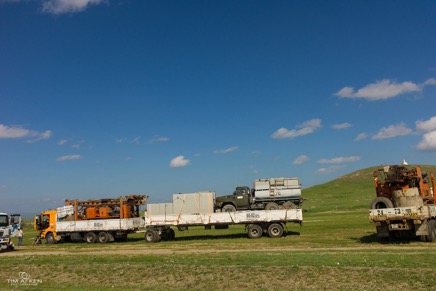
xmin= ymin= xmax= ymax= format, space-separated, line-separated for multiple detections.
xmin=7 ymin=243 xmax=15 ymax=251
xmin=222 ymin=204 xmax=236 ymax=212
xmin=145 ymin=229 xmax=159 ymax=243
xmin=265 ymin=202 xmax=279 ymax=210
xmin=425 ymin=220 xmax=435 ymax=242
xmin=247 ymin=224 xmax=263 ymax=239
xmin=267 ymin=223 xmax=284 ymax=238
xmin=282 ymin=201 xmax=297 ymax=209
xmin=97 ymin=232 xmax=110 ymax=243
xmin=370 ymin=197 xmax=393 ymax=209
xmin=84 ymin=232 xmax=97 ymax=243
xmin=45 ymin=233 xmax=55 ymax=244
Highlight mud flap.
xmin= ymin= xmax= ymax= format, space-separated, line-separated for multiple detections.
xmin=415 ymin=220 xmax=428 ymax=236
xmin=376 ymin=224 xmax=389 ymax=237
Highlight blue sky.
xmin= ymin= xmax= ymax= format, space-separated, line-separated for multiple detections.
xmin=1 ymin=0 xmax=436 ymax=213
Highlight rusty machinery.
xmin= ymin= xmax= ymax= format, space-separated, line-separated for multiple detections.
xmin=65 ymin=195 xmax=147 ymax=220
xmin=371 ymin=165 xmax=435 ymax=209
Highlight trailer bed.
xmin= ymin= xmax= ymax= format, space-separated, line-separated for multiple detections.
xmin=56 ymin=217 xmax=142 ymax=232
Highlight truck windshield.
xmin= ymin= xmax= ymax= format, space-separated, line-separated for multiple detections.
xmin=0 ymin=215 xmax=9 ymax=227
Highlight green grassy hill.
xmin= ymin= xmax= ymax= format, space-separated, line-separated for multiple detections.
xmin=302 ymin=164 xmax=436 ymax=213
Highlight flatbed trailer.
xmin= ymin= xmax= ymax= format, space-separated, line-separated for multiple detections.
xmin=143 ymin=208 xmax=303 ymax=242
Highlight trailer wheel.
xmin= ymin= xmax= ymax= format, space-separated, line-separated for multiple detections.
xmin=282 ymin=201 xmax=297 ymax=209
xmin=168 ymin=228 xmax=175 ymax=241
xmin=84 ymin=232 xmax=97 ymax=243
xmin=222 ymin=204 xmax=236 ymax=212
xmin=247 ymin=224 xmax=263 ymax=239
xmin=145 ymin=229 xmax=160 ymax=243
xmin=370 ymin=197 xmax=393 ymax=209
xmin=45 ymin=233 xmax=55 ymax=244
xmin=267 ymin=223 xmax=284 ymax=238
xmin=97 ymin=232 xmax=110 ymax=243
xmin=265 ymin=202 xmax=279 ymax=210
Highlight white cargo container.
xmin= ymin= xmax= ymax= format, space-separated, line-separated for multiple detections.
xmin=148 ymin=192 xmax=215 ymax=216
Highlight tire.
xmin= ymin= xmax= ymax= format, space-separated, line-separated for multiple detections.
xmin=45 ymin=233 xmax=55 ymax=244
xmin=265 ymin=202 xmax=279 ymax=210
xmin=282 ymin=201 xmax=297 ymax=209
xmin=425 ymin=220 xmax=435 ymax=242
xmin=168 ymin=228 xmax=175 ymax=241
xmin=84 ymin=232 xmax=97 ymax=243
xmin=247 ymin=224 xmax=263 ymax=239
xmin=222 ymin=204 xmax=237 ymax=212
xmin=370 ymin=197 xmax=393 ymax=209
xmin=7 ymin=243 xmax=15 ymax=251
xmin=97 ymin=232 xmax=110 ymax=243
xmin=267 ymin=223 xmax=284 ymax=238
xmin=145 ymin=229 xmax=159 ymax=243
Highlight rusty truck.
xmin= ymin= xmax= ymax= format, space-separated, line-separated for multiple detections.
xmin=34 ymin=195 xmax=147 ymax=244
xmin=369 ymin=164 xmax=436 ymax=241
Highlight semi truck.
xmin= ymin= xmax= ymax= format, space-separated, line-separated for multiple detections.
xmin=34 ymin=195 xmax=147 ymax=244
xmin=144 ymin=191 xmax=303 ymax=242
xmin=369 ymin=164 xmax=436 ymax=241
xmin=215 ymin=177 xmax=304 ymax=212
xmin=0 ymin=212 xmax=21 ymax=252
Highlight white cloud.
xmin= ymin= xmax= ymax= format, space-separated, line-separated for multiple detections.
xmin=332 ymin=123 xmax=351 ymax=130
xmin=132 ymin=136 xmax=141 ymax=145
xmin=354 ymin=133 xmax=368 ymax=142
xmin=272 ymin=119 xmax=321 ymax=139
xmin=416 ymin=116 xmax=436 ymax=133
xmin=56 ymin=154 xmax=81 ymax=161
xmin=372 ymin=123 xmax=413 ymax=140
xmin=335 ymin=79 xmax=421 ymax=101
xmin=41 ymin=0 xmax=106 ymax=14
xmin=213 ymin=146 xmax=238 ymax=154
xmin=27 ymin=130 xmax=52 ymax=143
xmin=169 ymin=155 xmax=190 ymax=168
xmin=318 ymin=156 xmax=360 ymax=164
xmin=317 ymin=165 xmax=346 ymax=174
xmin=423 ymin=78 xmax=436 ymax=86
xmin=149 ymin=136 xmax=170 ymax=144
xmin=0 ymin=124 xmax=51 ymax=142
xmin=416 ymin=131 xmax=436 ymax=151
xmin=0 ymin=124 xmax=33 ymax=138
xmin=58 ymin=139 xmax=68 ymax=145
xmin=293 ymin=155 xmax=310 ymax=165
xmin=115 ymin=138 xmax=127 ymax=144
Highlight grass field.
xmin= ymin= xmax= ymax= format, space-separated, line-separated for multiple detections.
xmin=1 ymin=165 xmax=436 ymax=290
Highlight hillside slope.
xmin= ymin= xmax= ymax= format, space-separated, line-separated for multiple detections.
xmin=302 ymin=164 xmax=436 ymax=213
